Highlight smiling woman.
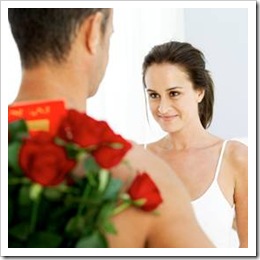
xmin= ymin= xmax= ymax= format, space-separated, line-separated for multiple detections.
xmin=141 ymin=40 xmax=248 ymax=248
xmin=3 ymin=8 xmax=248 ymax=144
xmin=86 ymin=8 xmax=185 ymax=143
xmin=145 ymin=63 xmax=207 ymax=134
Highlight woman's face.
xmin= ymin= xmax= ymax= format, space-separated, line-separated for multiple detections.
xmin=144 ymin=63 xmax=204 ymax=133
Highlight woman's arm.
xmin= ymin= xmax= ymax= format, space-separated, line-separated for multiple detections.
xmin=230 ymin=141 xmax=248 ymax=248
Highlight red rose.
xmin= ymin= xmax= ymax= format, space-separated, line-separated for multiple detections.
xmin=19 ymin=132 xmax=76 ymax=186
xmin=57 ymin=110 xmax=105 ymax=147
xmin=128 ymin=172 xmax=163 ymax=211
xmin=92 ymin=123 xmax=132 ymax=168
xmin=57 ymin=109 xmax=132 ymax=168
xmin=92 ymin=140 xmax=131 ymax=169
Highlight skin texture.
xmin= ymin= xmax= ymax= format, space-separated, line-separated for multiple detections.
xmin=10 ymin=9 xmax=215 ymax=248
xmin=108 ymin=144 xmax=214 ymax=247
xmin=144 ymin=63 xmax=248 ymax=247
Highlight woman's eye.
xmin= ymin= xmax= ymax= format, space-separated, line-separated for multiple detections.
xmin=169 ymin=91 xmax=180 ymax=97
xmin=148 ymin=93 xmax=159 ymax=99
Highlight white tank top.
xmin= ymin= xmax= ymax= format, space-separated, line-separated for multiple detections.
xmin=144 ymin=140 xmax=239 ymax=247
xmin=191 ymin=140 xmax=239 ymax=247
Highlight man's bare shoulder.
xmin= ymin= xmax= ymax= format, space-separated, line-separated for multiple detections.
xmin=111 ymin=142 xmax=193 ymax=221
xmin=109 ymin=142 xmax=214 ymax=248
xmin=113 ymin=142 xmax=185 ymax=191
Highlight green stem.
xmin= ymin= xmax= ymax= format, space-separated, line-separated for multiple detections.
xmin=113 ymin=201 xmax=132 ymax=216
xmin=8 ymin=177 xmax=30 ymax=185
xmin=77 ymin=181 xmax=91 ymax=216
xmin=30 ymin=196 xmax=41 ymax=234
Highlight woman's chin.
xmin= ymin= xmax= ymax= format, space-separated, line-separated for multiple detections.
xmin=160 ymin=124 xmax=180 ymax=134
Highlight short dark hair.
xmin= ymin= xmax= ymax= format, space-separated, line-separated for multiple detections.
xmin=142 ymin=41 xmax=214 ymax=129
xmin=8 ymin=8 xmax=110 ymax=68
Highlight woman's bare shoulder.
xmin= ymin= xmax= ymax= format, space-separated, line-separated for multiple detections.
xmin=137 ymin=138 xmax=165 ymax=155
xmin=227 ymin=140 xmax=248 ymax=158
xmin=226 ymin=140 xmax=248 ymax=172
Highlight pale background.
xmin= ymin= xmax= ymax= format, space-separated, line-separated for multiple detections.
xmin=1 ymin=1 xmax=256 ymax=257
xmin=3 ymin=7 xmax=248 ymax=144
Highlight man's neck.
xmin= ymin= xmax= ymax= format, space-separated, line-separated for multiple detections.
xmin=14 ymin=63 xmax=90 ymax=113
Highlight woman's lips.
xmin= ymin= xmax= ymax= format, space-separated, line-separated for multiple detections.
xmin=158 ymin=115 xmax=178 ymax=121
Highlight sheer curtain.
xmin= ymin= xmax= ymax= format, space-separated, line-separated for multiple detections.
xmin=87 ymin=8 xmax=185 ymax=144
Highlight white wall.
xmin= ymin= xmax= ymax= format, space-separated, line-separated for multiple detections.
xmin=3 ymin=8 xmax=185 ymax=144
xmin=1 ymin=8 xmax=22 ymax=105
xmin=2 ymin=6 xmax=250 ymax=144
xmin=183 ymin=8 xmax=248 ymax=141
xmin=88 ymin=8 xmax=185 ymax=143
xmin=88 ymin=8 xmax=250 ymax=143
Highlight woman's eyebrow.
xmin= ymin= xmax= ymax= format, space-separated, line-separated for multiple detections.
xmin=166 ymin=86 xmax=183 ymax=91
xmin=146 ymin=86 xmax=183 ymax=92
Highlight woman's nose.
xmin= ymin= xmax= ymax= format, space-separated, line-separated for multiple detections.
xmin=158 ymin=99 xmax=172 ymax=114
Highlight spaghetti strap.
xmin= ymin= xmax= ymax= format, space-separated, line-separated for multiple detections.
xmin=214 ymin=140 xmax=228 ymax=181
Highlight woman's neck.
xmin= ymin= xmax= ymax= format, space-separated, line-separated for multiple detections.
xmin=163 ymin=124 xmax=218 ymax=152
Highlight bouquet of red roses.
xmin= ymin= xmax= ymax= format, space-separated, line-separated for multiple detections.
xmin=8 ymin=108 xmax=162 ymax=248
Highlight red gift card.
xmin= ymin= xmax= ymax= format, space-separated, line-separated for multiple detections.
xmin=8 ymin=100 xmax=67 ymax=136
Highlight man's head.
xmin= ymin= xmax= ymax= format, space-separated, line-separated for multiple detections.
xmin=8 ymin=8 xmax=111 ymax=69
xmin=8 ymin=8 xmax=113 ymax=101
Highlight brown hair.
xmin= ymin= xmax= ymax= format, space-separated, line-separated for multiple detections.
xmin=142 ymin=41 xmax=214 ymax=129
xmin=8 ymin=8 xmax=110 ymax=69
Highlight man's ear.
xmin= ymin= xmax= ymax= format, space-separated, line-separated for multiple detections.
xmin=83 ymin=12 xmax=103 ymax=55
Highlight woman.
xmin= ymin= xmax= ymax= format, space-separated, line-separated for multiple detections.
xmin=142 ymin=41 xmax=248 ymax=248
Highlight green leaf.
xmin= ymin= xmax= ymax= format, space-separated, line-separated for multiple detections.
xmin=18 ymin=185 xmax=31 ymax=206
xmin=8 ymin=176 xmax=31 ymax=185
xmin=97 ymin=202 xmax=115 ymax=223
xmin=44 ymin=187 xmax=63 ymax=201
xmin=8 ymin=141 xmax=22 ymax=174
xmin=65 ymin=216 xmax=85 ymax=236
xmin=65 ymin=142 xmax=81 ymax=159
xmin=8 ymin=119 xmax=28 ymax=142
xmin=9 ymin=222 xmax=31 ymax=241
xmin=102 ymin=221 xmax=117 ymax=235
xmin=103 ymin=178 xmax=122 ymax=200
xmin=55 ymin=138 xmax=82 ymax=159
xmin=84 ymin=156 xmax=100 ymax=173
xmin=87 ymin=172 xmax=98 ymax=187
xmin=27 ymin=231 xmax=63 ymax=248
xmin=8 ymin=239 xmax=23 ymax=248
xmin=8 ymin=199 xmax=13 ymax=223
xmin=76 ymin=231 xmax=108 ymax=248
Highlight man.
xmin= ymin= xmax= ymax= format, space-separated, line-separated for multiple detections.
xmin=8 ymin=8 xmax=214 ymax=248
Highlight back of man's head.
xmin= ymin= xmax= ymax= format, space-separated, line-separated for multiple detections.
xmin=8 ymin=8 xmax=110 ymax=69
